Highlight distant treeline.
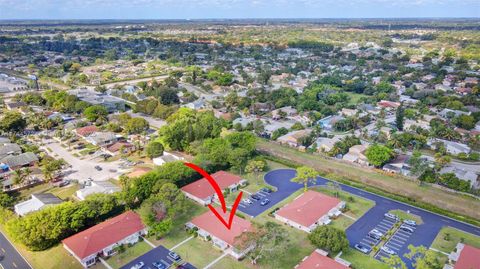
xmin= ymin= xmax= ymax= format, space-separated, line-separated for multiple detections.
xmin=287 ymin=41 xmax=334 ymax=52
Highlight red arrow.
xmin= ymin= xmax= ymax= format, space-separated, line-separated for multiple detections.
xmin=184 ymin=162 xmax=244 ymax=230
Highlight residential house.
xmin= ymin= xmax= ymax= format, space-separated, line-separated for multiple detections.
xmin=340 ymin=108 xmax=358 ymax=117
xmin=438 ymin=109 xmax=470 ymax=119
xmin=69 ymin=89 xmax=126 ymax=112
xmin=343 ymin=144 xmax=369 ymax=166
xmin=428 ymin=139 xmax=471 ymax=155
xmin=5 ymin=101 xmax=27 ymax=111
xmin=295 ymin=249 xmax=350 ymax=269
xmin=382 ymin=155 xmax=411 ymax=176
xmin=85 ymin=132 xmax=118 ymax=147
xmin=377 ymin=100 xmax=401 ymax=110
xmin=271 ymin=106 xmax=297 ymax=120
xmin=181 ymin=171 xmax=246 ymax=206
xmin=440 ymin=166 xmax=479 ymax=190
xmin=14 ymin=193 xmax=63 ymax=216
xmin=277 ymin=129 xmax=312 ymax=148
xmin=62 ymin=211 xmax=147 ymax=268
xmin=76 ymin=181 xmax=121 ymax=201
xmin=275 ymin=190 xmax=345 ymax=233
xmin=74 ymin=126 xmax=99 ymax=138
xmin=103 ymin=141 xmax=134 ymax=156
xmin=317 ymin=115 xmax=345 ymax=131
xmin=444 ymin=243 xmax=480 ymax=269
xmin=152 ymin=151 xmax=184 ymax=166
xmin=313 ymin=136 xmax=343 ymax=153
xmin=186 ymin=209 xmax=253 ymax=259
xmin=0 ymin=143 xmax=22 ymax=159
xmin=0 ymin=152 xmax=38 ymax=170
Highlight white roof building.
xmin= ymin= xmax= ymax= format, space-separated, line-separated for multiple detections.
xmin=76 ymin=181 xmax=121 ymax=201
xmin=14 ymin=193 xmax=63 ymax=216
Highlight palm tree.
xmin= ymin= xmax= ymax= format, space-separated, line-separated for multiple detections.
xmin=292 ymin=166 xmax=320 ymax=192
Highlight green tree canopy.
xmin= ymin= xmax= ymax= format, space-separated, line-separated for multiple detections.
xmin=308 ymin=225 xmax=349 ymax=253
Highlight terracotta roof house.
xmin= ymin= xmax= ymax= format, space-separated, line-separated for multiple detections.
xmin=62 ymin=211 xmax=147 ymax=268
xmin=276 ymin=129 xmax=312 ymax=148
xmin=295 ymin=249 xmax=350 ymax=269
xmin=75 ymin=126 xmax=99 ymax=138
xmin=446 ymin=243 xmax=480 ymax=269
xmin=181 ymin=171 xmax=246 ymax=206
xmin=275 ymin=190 xmax=345 ymax=232
xmin=377 ymin=100 xmax=401 ymax=109
xmin=186 ymin=208 xmax=253 ymax=259
xmin=104 ymin=141 xmax=134 ymax=156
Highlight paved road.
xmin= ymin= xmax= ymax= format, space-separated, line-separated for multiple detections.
xmin=242 ymin=169 xmax=480 ymax=269
xmin=120 ymin=245 xmax=196 ymax=269
xmin=0 ymin=232 xmax=32 ymax=269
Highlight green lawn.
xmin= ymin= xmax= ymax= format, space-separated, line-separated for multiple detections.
xmin=47 ymin=184 xmax=80 ymax=200
xmin=149 ymin=200 xmax=208 ymax=249
xmin=345 ymin=92 xmax=370 ymax=105
xmin=431 ymin=226 xmax=480 ymax=253
xmin=341 ymin=249 xmax=390 ymax=269
xmin=389 ymin=209 xmax=424 ymax=225
xmin=236 ymin=160 xmax=289 ymax=195
xmin=173 ymin=238 xmax=224 ymax=268
xmin=211 ymin=256 xmax=255 ymax=269
xmin=105 ymin=241 xmax=152 ymax=269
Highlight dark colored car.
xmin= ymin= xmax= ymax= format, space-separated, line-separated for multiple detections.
xmin=250 ymin=194 xmax=261 ymax=201
xmin=168 ymin=251 xmax=181 ymax=262
xmin=94 ymin=165 xmax=102 ymax=171
xmin=152 ymin=261 xmax=165 ymax=269
xmin=261 ymin=188 xmax=272 ymax=193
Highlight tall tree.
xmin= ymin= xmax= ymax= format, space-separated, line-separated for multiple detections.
xmin=396 ymin=103 xmax=405 ymax=131
xmin=308 ymin=225 xmax=349 ymax=253
xmin=292 ymin=166 xmax=319 ymax=192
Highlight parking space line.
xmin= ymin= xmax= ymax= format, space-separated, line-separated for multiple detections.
xmin=395 ymin=233 xmax=411 ymax=239
xmin=387 ymin=241 xmax=403 ymax=248
xmin=362 ymin=239 xmax=376 ymax=245
xmin=391 ymin=238 xmax=406 ymax=245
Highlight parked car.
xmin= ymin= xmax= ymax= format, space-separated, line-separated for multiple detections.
xmin=384 ymin=213 xmax=399 ymax=221
xmin=168 ymin=251 xmax=181 ymax=262
xmin=261 ymin=188 xmax=272 ymax=193
xmin=354 ymin=244 xmax=371 ymax=254
xmin=403 ymin=219 xmax=417 ymax=226
xmin=131 ymin=261 xmax=145 ymax=269
xmin=260 ymin=199 xmax=270 ymax=206
xmin=381 ymin=246 xmax=396 ymax=255
xmin=400 ymin=225 xmax=414 ymax=233
xmin=242 ymin=198 xmax=253 ymax=204
xmin=58 ymin=180 xmax=70 ymax=187
xmin=250 ymin=194 xmax=261 ymax=201
xmin=94 ymin=165 xmax=102 ymax=171
xmin=152 ymin=261 xmax=165 ymax=269
xmin=368 ymin=229 xmax=383 ymax=240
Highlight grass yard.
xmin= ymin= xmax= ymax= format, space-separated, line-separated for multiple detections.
xmin=211 ymin=256 xmax=255 ymax=269
xmin=105 ymin=241 xmax=152 ymax=269
xmin=257 ymin=139 xmax=480 ymax=224
xmin=47 ymin=184 xmax=80 ymax=200
xmin=149 ymin=200 xmax=208 ymax=249
xmin=173 ymin=238 xmax=224 ymax=268
xmin=341 ymin=249 xmax=390 ymax=269
xmin=388 ymin=209 xmax=424 ymax=224
xmin=431 ymin=226 xmax=480 ymax=253
xmin=345 ymin=92 xmax=370 ymax=105
xmin=236 ymin=160 xmax=290 ymax=195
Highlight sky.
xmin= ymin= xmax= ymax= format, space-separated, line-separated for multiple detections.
xmin=0 ymin=0 xmax=479 ymax=20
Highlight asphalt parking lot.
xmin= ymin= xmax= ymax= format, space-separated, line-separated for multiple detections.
xmin=237 ymin=188 xmax=275 ymax=215
xmin=376 ymin=224 xmax=417 ymax=261
xmin=357 ymin=216 xmax=398 ymax=252
xmin=120 ymin=245 xmax=196 ymax=269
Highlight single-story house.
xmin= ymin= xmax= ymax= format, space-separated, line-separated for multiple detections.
xmin=152 ymin=151 xmax=185 ymax=166
xmin=277 ymin=129 xmax=312 ymax=148
xmin=62 ymin=211 xmax=147 ymax=268
xmin=181 ymin=171 xmax=246 ymax=206
xmin=342 ymin=145 xmax=369 ymax=166
xmin=275 ymin=190 xmax=345 ymax=232
xmin=427 ymin=139 xmax=471 ymax=155
xmin=75 ymin=126 xmax=99 ymax=138
xmin=0 ymin=143 xmax=22 ymax=159
xmin=85 ymin=132 xmax=118 ymax=147
xmin=317 ymin=115 xmax=345 ymax=131
xmin=5 ymin=101 xmax=27 ymax=110
xmin=76 ymin=181 xmax=121 ymax=201
xmin=445 ymin=243 xmax=480 ymax=269
xmin=103 ymin=141 xmax=134 ymax=156
xmin=440 ymin=166 xmax=479 ymax=190
xmin=14 ymin=193 xmax=63 ymax=216
xmin=186 ymin=208 xmax=253 ymax=259
xmin=295 ymin=249 xmax=350 ymax=269
xmin=377 ymin=100 xmax=400 ymax=109
xmin=313 ymin=136 xmax=343 ymax=153
xmin=0 ymin=152 xmax=38 ymax=170
xmin=383 ymin=154 xmax=411 ymax=176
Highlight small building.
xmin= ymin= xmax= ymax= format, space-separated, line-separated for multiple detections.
xmin=85 ymin=132 xmax=118 ymax=147
xmin=377 ymin=100 xmax=401 ymax=109
xmin=75 ymin=126 xmax=99 ymax=138
xmin=277 ymin=129 xmax=312 ymax=148
xmin=186 ymin=208 xmax=253 ymax=259
xmin=76 ymin=181 xmax=121 ymax=201
xmin=0 ymin=143 xmax=22 ymax=159
xmin=295 ymin=249 xmax=350 ymax=269
xmin=313 ymin=136 xmax=343 ymax=153
xmin=62 ymin=211 xmax=147 ymax=268
xmin=103 ymin=141 xmax=134 ymax=156
xmin=275 ymin=190 xmax=345 ymax=232
xmin=0 ymin=152 xmax=38 ymax=170
xmin=342 ymin=145 xmax=369 ymax=166
xmin=445 ymin=243 xmax=480 ymax=269
xmin=317 ymin=115 xmax=345 ymax=131
xmin=383 ymin=154 xmax=411 ymax=176
xmin=181 ymin=171 xmax=246 ymax=206
xmin=428 ymin=139 xmax=471 ymax=155
xmin=152 ymin=151 xmax=185 ymax=166
xmin=14 ymin=193 xmax=63 ymax=216
xmin=440 ymin=166 xmax=479 ymax=190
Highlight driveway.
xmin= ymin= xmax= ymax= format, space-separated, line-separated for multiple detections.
xmin=41 ymin=139 xmax=126 ymax=183
xmin=246 ymin=169 xmax=480 ymax=269
xmin=120 ymin=245 xmax=196 ymax=269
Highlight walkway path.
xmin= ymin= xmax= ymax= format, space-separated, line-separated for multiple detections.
xmin=202 ymin=252 xmax=228 ymax=269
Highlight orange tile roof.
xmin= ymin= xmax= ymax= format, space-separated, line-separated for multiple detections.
xmin=62 ymin=211 xmax=145 ymax=260
xmin=181 ymin=171 xmax=242 ymax=200
xmin=276 ymin=190 xmax=341 ymax=227
xmin=455 ymin=244 xmax=480 ymax=269
xmin=190 ymin=208 xmax=251 ymax=246
xmin=297 ymin=250 xmax=349 ymax=269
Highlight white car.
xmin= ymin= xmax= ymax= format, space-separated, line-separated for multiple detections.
xmin=381 ymin=246 xmax=396 ymax=255
xmin=243 ymin=198 xmax=253 ymax=204
xmin=384 ymin=213 xmax=399 ymax=221
xmin=131 ymin=261 xmax=145 ymax=269
xmin=403 ymin=219 xmax=417 ymax=226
